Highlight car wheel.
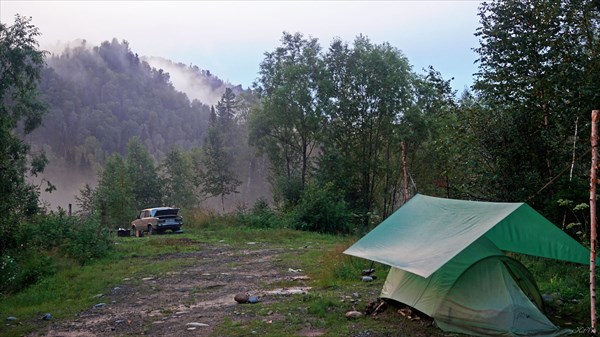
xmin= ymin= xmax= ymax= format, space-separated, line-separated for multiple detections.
xmin=148 ymin=225 xmax=154 ymax=235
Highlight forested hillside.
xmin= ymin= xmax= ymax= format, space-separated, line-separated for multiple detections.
xmin=28 ymin=39 xmax=269 ymax=210
xmin=36 ymin=39 xmax=211 ymax=165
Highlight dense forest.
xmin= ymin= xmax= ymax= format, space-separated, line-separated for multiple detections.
xmin=2 ymin=0 xmax=600 ymax=295
xmin=28 ymin=38 xmax=269 ymax=210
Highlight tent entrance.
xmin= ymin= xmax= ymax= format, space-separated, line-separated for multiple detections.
xmin=434 ymin=256 xmax=564 ymax=337
xmin=501 ymin=257 xmax=544 ymax=311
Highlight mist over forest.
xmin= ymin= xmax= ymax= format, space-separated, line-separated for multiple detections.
xmin=30 ymin=38 xmax=269 ymax=211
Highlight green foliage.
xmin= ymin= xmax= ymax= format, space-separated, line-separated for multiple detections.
xmin=200 ymin=93 xmax=242 ymax=211
xmin=236 ymin=198 xmax=279 ymax=228
xmin=0 ymin=254 xmax=18 ymax=286
xmin=252 ymin=32 xmax=437 ymax=228
xmin=471 ymin=0 xmax=600 ymax=211
xmin=288 ymin=183 xmax=353 ymax=234
xmin=251 ymin=32 xmax=326 ymax=207
xmin=405 ymin=68 xmax=467 ymax=199
xmin=127 ymin=137 xmax=161 ymax=209
xmin=18 ymin=212 xmax=112 ymax=263
xmin=75 ymin=183 xmax=96 ymax=218
xmin=0 ymin=212 xmax=112 ymax=295
xmin=320 ymin=36 xmax=417 ymax=226
xmin=557 ymin=198 xmax=590 ymax=244
xmin=0 ymin=250 xmax=55 ymax=295
xmin=95 ymin=154 xmax=135 ymax=228
xmin=272 ymin=175 xmax=304 ymax=209
xmin=64 ymin=217 xmax=112 ymax=263
xmin=160 ymin=146 xmax=198 ymax=209
xmin=0 ymin=15 xmax=48 ymax=254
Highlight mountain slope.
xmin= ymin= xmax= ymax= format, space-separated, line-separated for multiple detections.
xmin=142 ymin=56 xmax=245 ymax=107
xmin=30 ymin=39 xmax=269 ymax=210
xmin=35 ymin=39 xmax=212 ymax=164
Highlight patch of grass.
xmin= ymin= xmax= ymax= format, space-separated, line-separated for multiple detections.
xmin=185 ymin=209 xmax=238 ymax=230
xmin=309 ymin=238 xmax=389 ymax=288
xmin=112 ymin=235 xmax=201 ymax=257
xmin=0 ymin=236 xmax=196 ymax=337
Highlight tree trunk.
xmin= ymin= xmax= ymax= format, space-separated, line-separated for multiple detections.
xmin=402 ymin=142 xmax=409 ymax=203
xmin=590 ymin=109 xmax=598 ymax=334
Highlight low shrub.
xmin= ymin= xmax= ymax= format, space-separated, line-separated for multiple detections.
xmin=0 ymin=254 xmax=19 ymax=293
xmin=0 ymin=249 xmax=56 ymax=295
xmin=289 ymin=183 xmax=353 ymax=234
xmin=236 ymin=198 xmax=279 ymax=228
xmin=0 ymin=212 xmax=113 ymax=295
xmin=16 ymin=211 xmax=112 ymax=264
xmin=18 ymin=212 xmax=72 ymax=250
xmin=64 ymin=217 xmax=112 ymax=263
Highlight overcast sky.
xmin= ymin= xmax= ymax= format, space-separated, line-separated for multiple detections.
xmin=1 ymin=1 xmax=481 ymax=92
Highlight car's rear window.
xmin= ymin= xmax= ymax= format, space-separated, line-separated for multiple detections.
xmin=152 ymin=208 xmax=179 ymax=217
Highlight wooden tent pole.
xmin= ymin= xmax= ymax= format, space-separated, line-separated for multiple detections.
xmin=591 ymin=109 xmax=598 ymax=334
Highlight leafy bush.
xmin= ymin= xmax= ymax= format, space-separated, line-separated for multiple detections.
xmin=272 ymin=176 xmax=304 ymax=209
xmin=0 ymin=212 xmax=114 ymax=295
xmin=64 ymin=217 xmax=112 ymax=263
xmin=0 ymin=254 xmax=19 ymax=293
xmin=237 ymin=198 xmax=279 ymax=228
xmin=17 ymin=211 xmax=72 ymax=250
xmin=15 ymin=211 xmax=112 ymax=263
xmin=0 ymin=249 xmax=56 ymax=295
xmin=288 ymin=183 xmax=353 ymax=234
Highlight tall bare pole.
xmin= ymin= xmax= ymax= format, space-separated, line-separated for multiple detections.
xmin=590 ymin=110 xmax=598 ymax=334
xmin=401 ymin=142 xmax=408 ymax=203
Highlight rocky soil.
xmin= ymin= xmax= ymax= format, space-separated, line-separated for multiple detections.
xmin=31 ymin=242 xmax=308 ymax=336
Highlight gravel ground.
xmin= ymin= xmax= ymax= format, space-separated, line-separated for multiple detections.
xmin=31 ymin=243 xmax=298 ymax=336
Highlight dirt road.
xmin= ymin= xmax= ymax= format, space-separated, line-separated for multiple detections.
xmin=33 ymin=242 xmax=303 ymax=336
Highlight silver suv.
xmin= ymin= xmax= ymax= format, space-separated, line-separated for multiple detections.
xmin=131 ymin=207 xmax=183 ymax=235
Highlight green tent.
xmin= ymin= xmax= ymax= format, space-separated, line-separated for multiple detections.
xmin=344 ymin=194 xmax=592 ymax=336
